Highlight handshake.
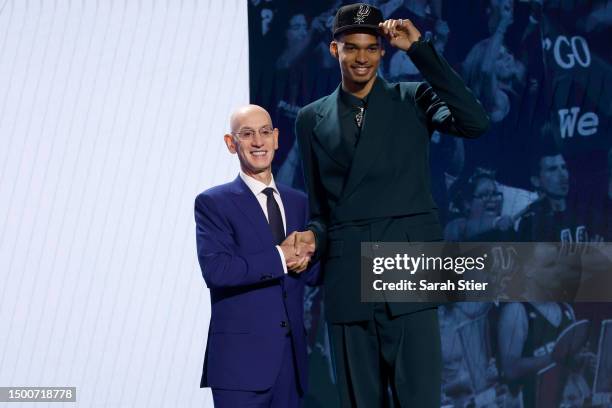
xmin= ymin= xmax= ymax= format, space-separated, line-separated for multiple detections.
xmin=280 ymin=230 xmax=316 ymax=273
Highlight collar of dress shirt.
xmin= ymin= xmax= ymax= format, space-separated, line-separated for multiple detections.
xmin=239 ymin=171 xmax=279 ymax=197
xmin=339 ymin=86 xmax=368 ymax=111
xmin=338 ymin=75 xmax=377 ymax=110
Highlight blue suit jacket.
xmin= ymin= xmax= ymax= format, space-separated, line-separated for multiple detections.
xmin=195 ymin=176 xmax=319 ymax=392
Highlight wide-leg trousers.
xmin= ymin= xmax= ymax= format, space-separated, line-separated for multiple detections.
xmin=330 ymin=304 xmax=441 ymax=407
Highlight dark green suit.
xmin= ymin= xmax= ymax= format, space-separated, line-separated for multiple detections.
xmin=296 ymin=39 xmax=489 ymax=322
xmin=296 ymin=39 xmax=489 ymax=406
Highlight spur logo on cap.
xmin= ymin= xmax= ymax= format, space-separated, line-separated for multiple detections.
xmin=333 ymin=2 xmax=384 ymax=37
xmin=354 ymin=4 xmax=371 ymax=24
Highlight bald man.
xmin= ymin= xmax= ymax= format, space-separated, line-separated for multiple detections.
xmin=194 ymin=105 xmax=318 ymax=408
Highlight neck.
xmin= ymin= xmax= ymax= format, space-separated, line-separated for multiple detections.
xmin=342 ymin=75 xmax=377 ymax=99
xmin=547 ymin=196 xmax=566 ymax=212
xmin=242 ymin=168 xmax=272 ymax=185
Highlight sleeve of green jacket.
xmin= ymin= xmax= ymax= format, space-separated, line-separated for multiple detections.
xmin=295 ymin=107 xmax=329 ymax=262
xmin=407 ymin=38 xmax=490 ymax=138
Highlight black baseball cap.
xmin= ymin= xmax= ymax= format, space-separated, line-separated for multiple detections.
xmin=332 ymin=3 xmax=384 ymax=38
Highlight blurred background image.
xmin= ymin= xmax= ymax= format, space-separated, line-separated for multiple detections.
xmin=248 ymin=1 xmax=612 ymax=406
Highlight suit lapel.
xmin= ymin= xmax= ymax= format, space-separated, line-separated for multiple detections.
xmin=229 ymin=177 xmax=275 ymax=246
xmin=339 ymin=77 xmax=398 ymax=201
xmin=312 ymin=86 xmax=348 ymax=169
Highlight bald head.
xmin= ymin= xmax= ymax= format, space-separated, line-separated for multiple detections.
xmin=224 ymin=104 xmax=279 ymax=184
xmin=229 ymin=104 xmax=273 ymax=133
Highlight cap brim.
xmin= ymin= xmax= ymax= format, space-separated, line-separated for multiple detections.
xmin=333 ymin=24 xmax=382 ymax=37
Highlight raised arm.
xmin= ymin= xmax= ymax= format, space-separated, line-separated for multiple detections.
xmin=380 ymin=18 xmax=490 ymax=137
xmin=408 ymin=39 xmax=490 ymax=138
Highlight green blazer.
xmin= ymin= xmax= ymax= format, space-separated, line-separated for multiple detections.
xmin=296 ymin=39 xmax=489 ymax=322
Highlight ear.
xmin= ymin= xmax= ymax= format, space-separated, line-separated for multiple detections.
xmin=329 ymin=41 xmax=339 ymax=59
xmin=530 ymin=176 xmax=540 ymax=189
xmin=381 ymin=46 xmax=385 ymax=57
xmin=224 ymin=134 xmax=237 ymax=154
xmin=273 ymin=128 xmax=279 ymax=150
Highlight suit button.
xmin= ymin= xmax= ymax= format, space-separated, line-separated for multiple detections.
xmin=280 ymin=321 xmax=287 ymax=328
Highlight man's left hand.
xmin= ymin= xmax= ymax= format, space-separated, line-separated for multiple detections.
xmin=379 ymin=18 xmax=422 ymax=51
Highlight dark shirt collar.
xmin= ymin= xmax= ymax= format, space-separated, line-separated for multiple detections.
xmin=338 ymin=75 xmax=381 ymax=109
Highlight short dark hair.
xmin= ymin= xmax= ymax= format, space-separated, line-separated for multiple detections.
xmin=333 ymin=27 xmax=381 ymax=41
xmin=448 ymin=168 xmax=497 ymax=215
xmin=529 ymin=123 xmax=564 ymax=176
xmin=529 ymin=149 xmax=565 ymax=177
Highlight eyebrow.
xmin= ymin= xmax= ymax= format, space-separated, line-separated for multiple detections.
xmin=238 ymin=125 xmax=273 ymax=130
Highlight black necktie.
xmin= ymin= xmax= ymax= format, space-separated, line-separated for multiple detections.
xmin=262 ymin=187 xmax=285 ymax=244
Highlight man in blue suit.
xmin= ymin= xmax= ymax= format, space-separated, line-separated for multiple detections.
xmin=194 ymin=105 xmax=318 ymax=407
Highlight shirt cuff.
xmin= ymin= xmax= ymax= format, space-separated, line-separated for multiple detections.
xmin=276 ymin=245 xmax=288 ymax=274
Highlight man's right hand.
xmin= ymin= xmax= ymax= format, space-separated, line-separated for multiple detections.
xmin=280 ymin=231 xmax=316 ymax=274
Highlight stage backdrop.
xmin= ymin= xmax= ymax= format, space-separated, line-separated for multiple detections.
xmin=249 ymin=1 xmax=611 ymax=407
xmin=0 ymin=0 xmax=248 ymax=406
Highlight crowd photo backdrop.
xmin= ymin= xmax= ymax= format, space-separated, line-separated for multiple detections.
xmin=248 ymin=0 xmax=611 ymax=407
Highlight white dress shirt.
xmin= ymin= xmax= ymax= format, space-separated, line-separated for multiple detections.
xmin=239 ymin=172 xmax=288 ymax=274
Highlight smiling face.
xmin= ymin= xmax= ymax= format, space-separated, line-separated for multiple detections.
xmin=224 ymin=105 xmax=278 ymax=181
xmin=467 ymin=178 xmax=503 ymax=219
xmin=330 ymin=31 xmax=384 ymax=89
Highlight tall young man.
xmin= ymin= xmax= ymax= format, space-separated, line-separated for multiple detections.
xmin=292 ymin=3 xmax=489 ymax=406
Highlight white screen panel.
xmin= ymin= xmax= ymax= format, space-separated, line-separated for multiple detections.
xmin=0 ymin=1 xmax=248 ymax=406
